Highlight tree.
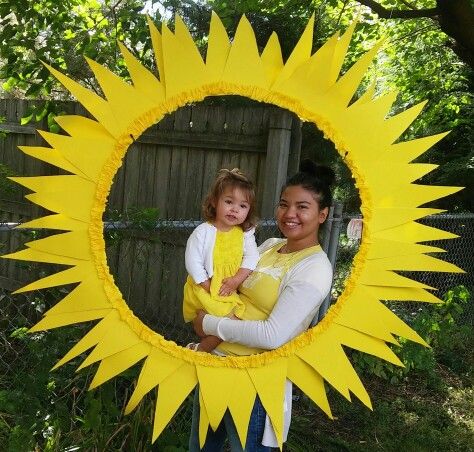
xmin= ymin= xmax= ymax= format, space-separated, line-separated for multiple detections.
xmin=354 ymin=0 xmax=474 ymax=69
xmin=0 ymin=0 xmax=472 ymax=210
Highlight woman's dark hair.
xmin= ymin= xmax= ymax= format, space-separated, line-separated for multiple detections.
xmin=282 ymin=159 xmax=335 ymax=209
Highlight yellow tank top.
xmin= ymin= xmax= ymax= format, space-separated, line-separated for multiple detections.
xmin=217 ymin=241 xmax=322 ymax=356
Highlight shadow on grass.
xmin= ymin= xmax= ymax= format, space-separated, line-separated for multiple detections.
xmin=287 ymin=371 xmax=474 ymax=452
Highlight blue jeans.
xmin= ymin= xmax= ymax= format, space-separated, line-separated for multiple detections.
xmin=189 ymin=389 xmax=273 ymax=451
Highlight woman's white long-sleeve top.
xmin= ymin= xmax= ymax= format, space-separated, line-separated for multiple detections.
xmin=202 ymin=238 xmax=333 ymax=349
xmin=184 ymin=222 xmax=259 ymax=284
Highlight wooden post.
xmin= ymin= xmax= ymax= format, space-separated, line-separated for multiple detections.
xmin=261 ymin=109 xmax=293 ymax=218
xmin=287 ymin=114 xmax=302 ymax=178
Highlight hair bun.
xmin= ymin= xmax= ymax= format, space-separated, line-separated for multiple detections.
xmin=299 ymin=159 xmax=336 ymax=187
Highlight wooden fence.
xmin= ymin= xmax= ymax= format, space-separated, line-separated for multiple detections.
xmin=0 ymin=99 xmax=303 ymax=342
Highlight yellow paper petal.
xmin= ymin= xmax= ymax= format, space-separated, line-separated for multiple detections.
xmin=14 ymin=263 xmax=93 ymax=293
xmin=17 ymin=214 xmax=88 ymax=231
xmin=54 ymin=115 xmax=113 ymax=140
xmin=196 ymin=365 xmax=235 ymax=431
xmin=86 ymin=57 xmax=156 ymax=126
xmin=10 ymin=175 xmax=96 ymax=223
xmin=366 ymin=239 xmax=445 ymax=260
xmin=152 ymin=363 xmax=197 ymax=442
xmin=305 ymin=32 xmax=340 ymax=93
xmin=336 ymin=286 xmax=428 ymax=345
xmin=206 ymin=11 xmax=230 ymax=81
xmin=332 ymin=324 xmax=403 ymax=366
xmin=351 ymin=79 xmax=376 ymax=106
xmin=17 ymin=145 xmax=86 ymax=177
xmin=347 ymin=90 xmax=398 ymax=127
xmin=287 ymin=356 xmax=332 ymax=418
xmin=147 ymin=16 xmax=165 ymax=85
xmin=366 ymin=286 xmax=442 ymax=303
xmin=261 ymin=32 xmax=283 ymax=87
xmin=125 ymin=347 xmax=185 ymax=414
xmin=199 ymin=389 xmax=211 ymax=448
xmin=119 ymin=42 xmax=165 ymax=103
xmin=89 ymin=342 xmax=151 ymax=389
xmin=46 ymin=277 xmax=111 ymax=315
xmin=37 ymin=129 xmax=114 ymax=183
xmin=51 ymin=311 xmax=121 ymax=369
xmin=297 ymin=331 xmax=372 ymax=408
xmin=31 ymin=309 xmax=111 ymax=332
xmin=324 ymin=39 xmax=383 ymax=109
xmin=161 ymin=20 xmax=208 ymax=98
xmin=369 ymin=254 xmax=464 ymax=273
xmin=374 ymin=221 xmax=459 ymax=243
xmin=330 ymin=22 xmax=357 ymax=84
xmin=77 ymin=319 xmax=142 ymax=370
xmin=389 ymin=132 xmax=450 ymax=164
xmin=364 ymin=207 xmax=443 ymax=234
xmin=273 ymin=14 xmax=314 ymax=87
xmin=227 ymin=369 xmax=257 ymax=448
xmin=222 ymin=15 xmax=266 ymax=88
xmin=25 ymin=231 xmax=92 ymax=261
xmin=43 ymin=63 xmax=122 ymax=137
xmin=3 ymin=248 xmax=82 ymax=266
xmin=248 ymin=358 xmax=288 ymax=448
xmin=359 ymin=267 xmax=434 ymax=289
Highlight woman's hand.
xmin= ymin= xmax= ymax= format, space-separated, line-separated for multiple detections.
xmin=193 ymin=309 xmax=207 ymax=337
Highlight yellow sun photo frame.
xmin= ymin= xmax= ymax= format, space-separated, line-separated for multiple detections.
xmin=3 ymin=12 xmax=464 ymax=448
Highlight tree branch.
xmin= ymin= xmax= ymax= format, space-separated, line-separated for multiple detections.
xmin=355 ymin=0 xmax=439 ymax=19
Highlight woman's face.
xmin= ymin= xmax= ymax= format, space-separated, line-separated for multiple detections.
xmin=276 ymin=185 xmax=329 ymax=248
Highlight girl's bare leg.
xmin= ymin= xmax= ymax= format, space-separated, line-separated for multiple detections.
xmin=197 ymin=335 xmax=222 ymax=352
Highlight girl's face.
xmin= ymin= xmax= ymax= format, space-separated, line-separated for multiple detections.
xmin=213 ymin=187 xmax=251 ymax=231
xmin=277 ymin=185 xmax=328 ymax=248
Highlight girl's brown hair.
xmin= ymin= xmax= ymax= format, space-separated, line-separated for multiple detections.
xmin=202 ymin=168 xmax=257 ymax=231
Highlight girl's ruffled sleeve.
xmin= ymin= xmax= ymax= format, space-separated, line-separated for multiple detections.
xmin=241 ymin=227 xmax=259 ymax=270
xmin=185 ymin=224 xmax=209 ymax=284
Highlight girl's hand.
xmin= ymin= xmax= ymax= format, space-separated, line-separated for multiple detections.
xmin=219 ymin=277 xmax=238 ymax=296
xmin=193 ymin=310 xmax=207 ymax=337
xmin=199 ymin=279 xmax=211 ymax=293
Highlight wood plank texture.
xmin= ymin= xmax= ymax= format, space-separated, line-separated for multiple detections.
xmin=1 ymin=99 xmax=299 ymax=342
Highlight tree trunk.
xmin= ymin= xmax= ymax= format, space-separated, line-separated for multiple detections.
xmin=437 ymin=0 xmax=474 ymax=68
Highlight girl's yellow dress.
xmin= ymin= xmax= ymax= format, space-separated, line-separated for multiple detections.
xmin=183 ymin=226 xmax=246 ymax=322
xmin=215 ymin=241 xmax=321 ymax=356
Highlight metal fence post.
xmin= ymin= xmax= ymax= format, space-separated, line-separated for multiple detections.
xmin=312 ymin=202 xmax=344 ymax=326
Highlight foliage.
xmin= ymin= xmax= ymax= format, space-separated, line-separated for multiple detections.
xmin=351 ymin=285 xmax=473 ymax=386
xmin=0 ymin=288 xmax=193 ymax=450
xmin=104 ymin=206 xmax=161 ymax=247
xmin=0 ymin=0 xmax=472 ymax=210
xmin=0 ymin=162 xmax=17 ymax=199
xmin=288 ymin=383 xmax=474 ymax=452
xmin=0 ymin=0 xmax=156 ymax=97
xmin=2 ymin=282 xmax=471 ymax=450
xmin=286 ymin=286 xmax=474 ymax=452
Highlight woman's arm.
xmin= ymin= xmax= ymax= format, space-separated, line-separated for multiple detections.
xmin=201 ymin=256 xmax=333 ymax=349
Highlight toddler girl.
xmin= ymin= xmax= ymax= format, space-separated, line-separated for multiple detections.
xmin=183 ymin=168 xmax=259 ymax=352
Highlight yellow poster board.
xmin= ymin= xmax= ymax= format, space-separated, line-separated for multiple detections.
xmin=3 ymin=13 xmax=463 ymax=449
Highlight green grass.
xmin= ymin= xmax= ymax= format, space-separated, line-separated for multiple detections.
xmin=287 ymin=366 xmax=473 ymax=452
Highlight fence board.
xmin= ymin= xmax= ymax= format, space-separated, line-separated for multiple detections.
xmin=1 ymin=99 xmax=301 ymax=337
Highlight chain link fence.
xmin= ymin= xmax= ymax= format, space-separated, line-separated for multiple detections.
xmin=1 ymin=213 xmax=472 ymax=449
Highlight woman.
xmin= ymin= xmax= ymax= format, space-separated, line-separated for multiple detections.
xmin=190 ymin=160 xmax=335 ymax=451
